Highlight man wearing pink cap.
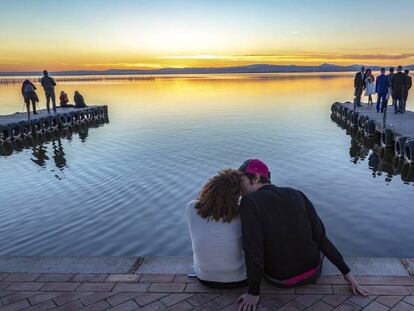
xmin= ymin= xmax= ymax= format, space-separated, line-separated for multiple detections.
xmin=236 ymin=159 xmax=368 ymax=311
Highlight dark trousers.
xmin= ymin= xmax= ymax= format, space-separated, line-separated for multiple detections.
xmin=376 ymin=93 xmax=387 ymax=113
xmin=197 ymin=278 xmax=248 ymax=289
xmin=25 ymin=98 xmax=37 ymax=113
xmin=393 ymin=97 xmax=405 ymax=113
xmin=354 ymin=87 xmax=363 ymax=106
xmin=46 ymin=91 xmax=56 ymax=112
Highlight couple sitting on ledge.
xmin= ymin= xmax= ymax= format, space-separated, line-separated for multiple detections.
xmin=186 ymin=159 xmax=369 ymax=311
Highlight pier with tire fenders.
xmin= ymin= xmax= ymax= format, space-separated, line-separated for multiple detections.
xmin=331 ymin=102 xmax=414 ymax=165
xmin=0 ymin=105 xmax=109 ymax=156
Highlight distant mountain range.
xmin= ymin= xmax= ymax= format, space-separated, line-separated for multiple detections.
xmin=1 ymin=63 xmax=414 ymax=76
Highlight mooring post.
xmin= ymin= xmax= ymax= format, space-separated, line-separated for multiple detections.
xmin=383 ymin=102 xmax=387 ymax=130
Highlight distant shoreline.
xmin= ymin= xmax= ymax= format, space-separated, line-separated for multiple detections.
xmin=1 ymin=63 xmax=413 ymax=77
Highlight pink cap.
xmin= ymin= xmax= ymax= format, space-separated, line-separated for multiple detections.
xmin=239 ymin=159 xmax=270 ymax=178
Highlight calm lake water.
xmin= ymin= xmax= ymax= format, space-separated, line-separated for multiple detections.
xmin=0 ymin=73 xmax=413 ymax=257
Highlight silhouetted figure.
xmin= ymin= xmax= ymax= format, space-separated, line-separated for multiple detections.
xmin=59 ymin=91 xmax=75 ymax=108
xmin=21 ymin=79 xmax=39 ymax=117
xmin=354 ymin=66 xmax=365 ymax=107
xmin=74 ymin=91 xmax=87 ymax=108
xmin=364 ymin=68 xmax=375 ymax=106
xmin=386 ymin=67 xmax=395 ymax=103
xmin=404 ymin=69 xmax=412 ymax=106
xmin=392 ymin=66 xmax=409 ymax=113
xmin=40 ymin=70 xmax=57 ymax=113
xmin=375 ymin=68 xmax=389 ymax=113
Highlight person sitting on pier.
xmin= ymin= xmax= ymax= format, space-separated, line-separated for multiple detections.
xmin=392 ymin=66 xmax=409 ymax=114
xmin=236 ymin=159 xmax=368 ymax=311
xmin=59 ymin=91 xmax=74 ymax=108
xmin=21 ymin=79 xmax=39 ymax=115
xmin=74 ymin=91 xmax=87 ymax=108
xmin=404 ymin=69 xmax=412 ymax=107
xmin=186 ymin=169 xmax=247 ymax=289
xmin=40 ymin=70 xmax=57 ymax=113
xmin=375 ymin=68 xmax=389 ymax=113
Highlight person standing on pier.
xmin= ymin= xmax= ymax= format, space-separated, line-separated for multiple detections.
xmin=392 ymin=66 xmax=409 ymax=113
xmin=375 ymin=68 xmax=389 ymax=113
xmin=21 ymin=79 xmax=39 ymax=117
xmin=386 ymin=67 xmax=395 ymax=104
xmin=404 ymin=69 xmax=412 ymax=107
xmin=354 ymin=66 xmax=365 ymax=107
xmin=40 ymin=70 xmax=57 ymax=113
xmin=364 ymin=69 xmax=375 ymax=106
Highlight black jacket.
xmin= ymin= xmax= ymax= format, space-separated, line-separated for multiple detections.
xmin=354 ymin=72 xmax=365 ymax=88
xmin=240 ymin=185 xmax=350 ymax=295
xmin=392 ymin=72 xmax=409 ymax=98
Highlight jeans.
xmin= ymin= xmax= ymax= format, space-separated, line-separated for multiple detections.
xmin=45 ymin=91 xmax=56 ymax=112
xmin=376 ymin=93 xmax=387 ymax=112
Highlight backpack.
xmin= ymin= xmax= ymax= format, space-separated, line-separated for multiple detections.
xmin=24 ymin=83 xmax=34 ymax=94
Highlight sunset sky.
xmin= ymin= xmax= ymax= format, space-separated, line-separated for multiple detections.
xmin=1 ymin=0 xmax=414 ymax=71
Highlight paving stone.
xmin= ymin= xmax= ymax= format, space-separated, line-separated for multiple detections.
xmin=37 ymin=274 xmax=74 ymax=282
xmin=3 ymin=273 xmax=40 ymax=282
xmin=80 ymin=299 xmax=111 ymax=310
xmin=107 ymin=300 xmax=139 ymax=311
xmin=5 ymin=282 xmax=45 ymax=291
xmin=317 ymin=277 xmax=348 ymax=285
xmin=404 ymin=296 xmax=414 ymax=306
xmin=212 ymin=294 xmax=238 ymax=307
xmin=53 ymin=299 xmax=84 ymax=311
xmin=0 ymin=283 xmax=13 ymax=291
xmin=140 ymin=301 xmax=167 ymax=310
xmin=166 ymin=301 xmax=194 ymax=310
xmin=376 ymin=295 xmax=403 ymax=308
xmin=363 ymin=301 xmax=389 ymax=311
xmin=113 ymin=283 xmax=150 ymax=292
xmin=53 ymin=292 xmax=93 ymax=305
xmin=140 ymin=274 xmax=175 ymax=283
xmin=23 ymin=299 xmax=57 ymax=311
xmin=76 ymin=282 xmax=115 ymax=292
xmin=134 ymin=293 xmax=168 ymax=306
xmin=262 ymin=294 xmax=295 ymax=308
xmin=306 ymin=301 xmax=334 ymax=311
xmin=28 ymin=292 xmax=61 ymax=305
xmin=392 ymin=301 xmax=414 ymax=311
xmin=347 ymin=294 xmax=376 ymax=307
xmin=322 ymin=295 xmax=350 ymax=307
xmin=184 ymin=283 xmax=221 ymax=293
xmin=71 ymin=274 xmax=109 ymax=283
xmin=277 ymin=300 xmax=305 ymax=310
xmin=295 ymin=285 xmax=333 ymax=295
xmin=368 ymin=286 xmax=409 ymax=295
xmin=331 ymin=301 xmax=362 ymax=310
xmin=1 ymin=291 xmax=39 ymax=305
xmin=186 ymin=294 xmax=219 ymax=306
xmin=149 ymin=283 xmax=186 ymax=293
xmin=106 ymin=292 xmax=139 ymax=306
xmin=0 ymin=299 xmax=30 ymax=311
xmin=173 ymin=275 xmax=199 ymax=283
xmin=294 ymin=294 xmax=323 ymax=307
xmin=159 ymin=293 xmax=194 ymax=307
xmin=106 ymin=274 xmax=141 ymax=283
xmin=41 ymin=282 xmax=80 ymax=292
xmin=80 ymin=292 xmax=115 ymax=306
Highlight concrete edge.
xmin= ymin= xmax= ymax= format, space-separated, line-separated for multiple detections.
xmin=0 ymin=256 xmax=413 ymax=276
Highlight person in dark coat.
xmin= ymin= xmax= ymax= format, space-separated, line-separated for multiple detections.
xmin=74 ymin=91 xmax=87 ymax=108
xmin=354 ymin=66 xmax=365 ymax=107
xmin=386 ymin=67 xmax=394 ymax=104
xmin=40 ymin=70 xmax=57 ymax=113
xmin=375 ymin=68 xmax=389 ymax=113
xmin=392 ymin=66 xmax=409 ymax=113
xmin=21 ymin=79 xmax=39 ymax=117
xmin=404 ymin=69 xmax=412 ymax=107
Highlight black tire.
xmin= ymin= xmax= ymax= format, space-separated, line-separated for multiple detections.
xmin=365 ymin=119 xmax=376 ymax=137
xmin=31 ymin=119 xmax=43 ymax=134
xmin=394 ymin=136 xmax=407 ymax=157
xmin=404 ymin=140 xmax=414 ymax=164
xmin=18 ymin=121 xmax=32 ymax=136
xmin=0 ymin=125 xmax=12 ymax=141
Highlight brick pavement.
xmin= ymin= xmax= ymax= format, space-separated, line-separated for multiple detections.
xmin=0 ymin=273 xmax=414 ymax=310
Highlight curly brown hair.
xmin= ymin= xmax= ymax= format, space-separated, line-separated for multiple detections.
xmin=195 ymin=169 xmax=243 ymax=223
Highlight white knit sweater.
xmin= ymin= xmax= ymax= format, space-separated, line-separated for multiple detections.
xmin=186 ymin=200 xmax=247 ymax=282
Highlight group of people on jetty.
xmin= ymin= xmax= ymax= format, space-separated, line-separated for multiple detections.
xmin=354 ymin=65 xmax=412 ymax=113
xmin=186 ymin=160 xmax=369 ymax=311
xmin=21 ymin=70 xmax=87 ymax=115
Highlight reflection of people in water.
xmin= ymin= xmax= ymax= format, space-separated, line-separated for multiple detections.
xmin=79 ymin=126 xmax=89 ymax=142
xmin=31 ymin=145 xmax=49 ymax=167
xmin=52 ymin=139 xmax=67 ymax=170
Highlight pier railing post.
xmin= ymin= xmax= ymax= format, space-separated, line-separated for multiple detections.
xmin=383 ymin=102 xmax=387 ymax=130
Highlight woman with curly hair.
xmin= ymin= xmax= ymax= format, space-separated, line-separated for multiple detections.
xmin=186 ymin=169 xmax=247 ymax=288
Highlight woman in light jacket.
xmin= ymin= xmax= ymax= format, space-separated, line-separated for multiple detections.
xmin=186 ymin=169 xmax=247 ymax=288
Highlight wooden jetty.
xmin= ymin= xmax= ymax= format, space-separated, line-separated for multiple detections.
xmin=331 ymin=102 xmax=414 ymax=164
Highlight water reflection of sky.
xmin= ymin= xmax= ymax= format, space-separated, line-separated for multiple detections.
xmin=0 ymin=73 xmax=413 ymax=258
